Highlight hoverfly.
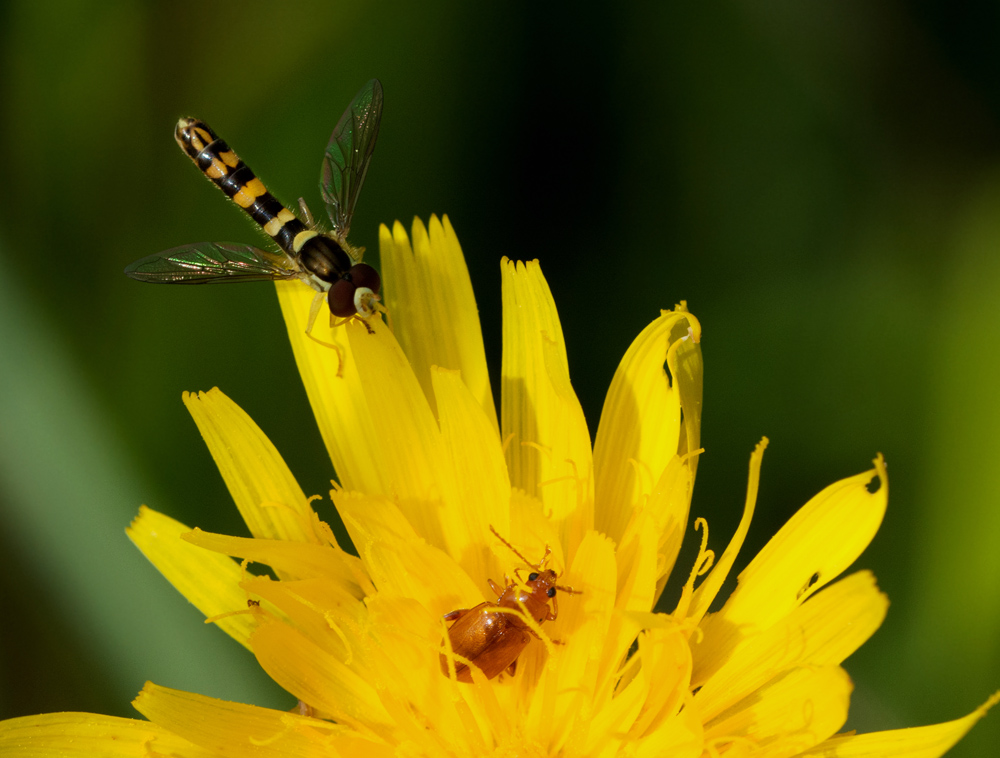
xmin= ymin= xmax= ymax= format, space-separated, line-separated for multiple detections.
xmin=125 ymin=79 xmax=383 ymax=329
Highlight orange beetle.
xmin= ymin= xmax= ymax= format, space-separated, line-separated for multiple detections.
xmin=440 ymin=527 xmax=579 ymax=682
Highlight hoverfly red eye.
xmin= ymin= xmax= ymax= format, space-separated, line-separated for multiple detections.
xmin=547 ymin=587 xmax=556 ymax=598
xmin=328 ymin=278 xmax=357 ymax=317
xmin=528 ymin=572 xmax=539 ymax=582
xmin=348 ymin=263 xmax=381 ymax=294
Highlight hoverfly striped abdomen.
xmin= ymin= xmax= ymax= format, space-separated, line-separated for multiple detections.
xmin=174 ymin=118 xmax=310 ymax=257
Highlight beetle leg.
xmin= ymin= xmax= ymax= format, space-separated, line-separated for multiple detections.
xmin=443 ymin=607 xmax=472 ymax=622
xmin=523 ymin=626 xmax=567 ymax=645
xmin=506 ymin=659 xmax=518 ymax=677
xmin=547 ymin=593 xmax=559 ymax=621
xmin=488 ymin=578 xmax=505 ymax=597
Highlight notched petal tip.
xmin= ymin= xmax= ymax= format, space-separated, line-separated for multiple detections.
xmin=868 ymin=452 xmax=888 ymax=494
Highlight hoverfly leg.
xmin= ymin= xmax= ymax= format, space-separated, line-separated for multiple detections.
xmin=304 ymin=289 xmax=325 ymax=334
xmin=298 ymin=197 xmax=315 ymax=227
xmin=330 ymin=314 xmax=352 ymax=329
xmin=305 ymin=291 xmax=346 ymax=378
xmin=305 ymin=332 xmax=346 ymax=378
xmin=376 ymin=300 xmax=394 ymax=333
xmin=330 ymin=312 xmax=375 ymax=336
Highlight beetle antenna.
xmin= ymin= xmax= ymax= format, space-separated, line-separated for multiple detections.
xmin=555 ymin=583 xmax=582 ymax=595
xmin=489 ymin=525 xmax=542 ymax=569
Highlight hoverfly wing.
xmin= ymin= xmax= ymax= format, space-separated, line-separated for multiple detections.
xmin=124 ymin=241 xmax=300 ymax=284
xmin=320 ymin=78 xmax=384 ymax=240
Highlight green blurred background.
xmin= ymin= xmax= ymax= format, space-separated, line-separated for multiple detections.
xmin=1 ymin=1 xmax=998 ymax=754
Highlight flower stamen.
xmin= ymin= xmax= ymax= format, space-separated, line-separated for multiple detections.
xmin=673 ymin=517 xmax=715 ymax=622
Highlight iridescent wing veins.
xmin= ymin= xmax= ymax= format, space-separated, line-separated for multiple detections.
xmin=123 ymin=242 xmax=300 ymax=284
xmin=321 ymin=78 xmax=384 ymax=239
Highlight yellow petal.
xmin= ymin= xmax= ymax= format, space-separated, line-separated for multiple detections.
xmin=133 ymin=681 xmax=390 ymax=758
xmin=646 ymin=453 xmax=695 ymax=599
xmin=345 ymin=317 xmax=457 ymax=549
xmin=363 ymin=595 xmax=462 ymax=737
xmin=636 ymin=703 xmax=704 ymax=758
xmin=615 ymin=509 xmax=659 ymax=612
xmin=685 ymin=438 xmax=767 ymax=625
xmin=241 ymin=575 xmax=367 ymax=661
xmin=333 ymin=491 xmax=482 ymax=615
xmin=702 ymin=665 xmax=852 ymax=758
xmin=670 ymin=302 xmax=704 ymax=475
xmin=629 ymin=625 xmax=694 ymax=739
xmin=585 ymin=676 xmax=646 ymax=758
xmin=431 ymin=366 xmax=511 ymax=586
xmin=182 ymin=388 xmax=319 ymax=544
xmin=523 ymin=531 xmax=616 ymax=754
xmin=695 ymin=456 xmax=888 ymax=685
xmin=694 ymin=570 xmax=888 ymax=722
xmin=593 ymin=308 xmax=701 ymax=544
xmin=380 ymin=215 xmax=496 ymax=429
xmin=500 ymin=258 xmax=593 ymax=551
xmin=251 ymin=618 xmax=394 ymax=732
xmin=589 ymin=623 xmax=697 ymax=757
xmin=600 ymin=510 xmax=659 ymax=681
xmin=127 ymin=506 xmax=253 ymax=649
xmin=794 ymin=692 xmax=999 ymax=758
xmin=0 ymin=711 xmax=211 ymax=758
xmin=182 ymin=528 xmax=364 ymax=592
xmin=508 ymin=488 xmax=565 ymax=569
xmin=274 ymin=279 xmax=387 ymax=494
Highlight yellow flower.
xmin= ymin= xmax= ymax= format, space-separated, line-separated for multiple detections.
xmin=1 ymin=215 xmax=995 ymax=757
